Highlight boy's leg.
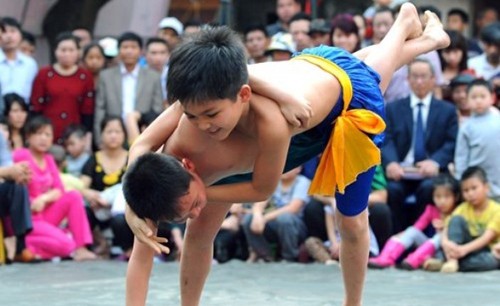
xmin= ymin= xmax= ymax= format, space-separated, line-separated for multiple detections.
xmin=359 ymin=3 xmax=449 ymax=92
xmin=180 ymin=202 xmax=232 ymax=306
xmin=336 ymin=210 xmax=369 ymax=306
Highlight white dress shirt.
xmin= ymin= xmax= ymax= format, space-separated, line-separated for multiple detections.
xmin=120 ymin=64 xmax=140 ymax=118
xmin=0 ymin=50 xmax=38 ymax=102
xmin=402 ymin=93 xmax=432 ymax=165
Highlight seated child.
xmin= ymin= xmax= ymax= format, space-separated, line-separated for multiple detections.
xmin=13 ymin=116 xmax=95 ymax=261
xmin=63 ymin=124 xmax=90 ymax=177
xmin=441 ymin=166 xmax=500 ymax=273
xmin=368 ymin=174 xmax=460 ymax=269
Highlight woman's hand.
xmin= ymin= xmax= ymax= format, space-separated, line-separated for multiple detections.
xmin=125 ymin=205 xmax=170 ymax=254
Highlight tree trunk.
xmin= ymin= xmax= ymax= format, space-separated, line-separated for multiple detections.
xmin=42 ymin=0 xmax=111 ymax=62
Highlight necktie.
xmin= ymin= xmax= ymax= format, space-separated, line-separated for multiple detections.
xmin=414 ymin=102 xmax=426 ymax=163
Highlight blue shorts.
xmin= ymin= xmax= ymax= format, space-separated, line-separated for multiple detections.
xmin=215 ymin=46 xmax=385 ymax=216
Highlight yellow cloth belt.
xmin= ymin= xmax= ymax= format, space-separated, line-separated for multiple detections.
xmin=292 ymin=54 xmax=386 ymax=195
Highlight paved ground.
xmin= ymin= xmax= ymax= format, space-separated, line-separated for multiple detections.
xmin=0 ymin=260 xmax=498 ymax=306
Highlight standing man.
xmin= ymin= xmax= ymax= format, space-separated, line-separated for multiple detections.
xmin=382 ymin=58 xmax=458 ymax=233
xmin=266 ymin=0 xmax=302 ymax=36
xmin=145 ymin=38 xmax=170 ymax=102
xmin=94 ymin=32 xmax=163 ymax=143
xmin=0 ymin=17 xmax=37 ymax=113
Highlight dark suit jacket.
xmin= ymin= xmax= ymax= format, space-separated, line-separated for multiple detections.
xmin=94 ymin=66 xmax=163 ymax=143
xmin=381 ymin=96 xmax=458 ymax=171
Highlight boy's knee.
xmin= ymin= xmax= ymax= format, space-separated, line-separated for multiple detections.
xmin=337 ymin=210 xmax=369 ymax=242
xmin=448 ymin=215 xmax=467 ymax=228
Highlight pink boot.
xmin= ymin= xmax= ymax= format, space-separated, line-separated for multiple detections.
xmin=400 ymin=241 xmax=436 ymax=270
xmin=368 ymin=239 xmax=406 ymax=269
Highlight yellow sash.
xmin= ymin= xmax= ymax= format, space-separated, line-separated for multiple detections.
xmin=292 ymin=54 xmax=386 ymax=195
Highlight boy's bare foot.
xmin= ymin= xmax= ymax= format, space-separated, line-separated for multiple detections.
xmin=422 ymin=11 xmax=451 ymax=49
xmin=440 ymin=260 xmax=459 ymax=273
xmin=73 ymin=247 xmax=97 ymax=261
xmin=398 ymin=2 xmax=423 ymax=40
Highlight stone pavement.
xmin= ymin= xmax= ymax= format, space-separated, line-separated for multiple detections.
xmin=0 ymin=260 xmax=498 ymax=306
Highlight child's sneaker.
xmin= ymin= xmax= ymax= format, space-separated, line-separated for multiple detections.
xmin=440 ymin=260 xmax=459 ymax=273
xmin=423 ymin=258 xmax=443 ymax=272
xmin=305 ymin=237 xmax=332 ymax=263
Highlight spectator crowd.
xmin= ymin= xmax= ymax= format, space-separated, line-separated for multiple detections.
xmin=1 ymin=0 xmax=500 ymax=275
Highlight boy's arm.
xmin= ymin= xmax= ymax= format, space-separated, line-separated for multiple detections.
xmin=125 ymin=102 xmax=183 ymax=253
xmin=456 ymin=229 xmax=497 ymax=259
xmin=126 ymin=236 xmax=156 ymax=306
xmin=206 ymin=113 xmax=292 ymax=203
xmin=248 ymin=64 xmax=312 ymax=128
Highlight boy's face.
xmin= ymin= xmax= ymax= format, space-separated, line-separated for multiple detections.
xmin=171 ymin=159 xmax=207 ymax=223
xmin=19 ymin=40 xmax=35 ymax=57
xmin=461 ymin=177 xmax=489 ymax=207
xmin=65 ymin=134 xmax=86 ymax=158
xmin=182 ymin=86 xmax=251 ymax=141
xmin=447 ymin=15 xmax=465 ymax=32
xmin=451 ymin=84 xmax=470 ymax=112
xmin=468 ymin=85 xmax=493 ymax=115
xmin=119 ymin=40 xmax=141 ymax=66
xmin=146 ymin=42 xmax=169 ymax=72
xmin=245 ymin=30 xmax=268 ymax=59
xmin=1 ymin=25 xmax=22 ymax=51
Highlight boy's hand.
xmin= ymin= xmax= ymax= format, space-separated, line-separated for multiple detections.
xmin=250 ymin=213 xmax=266 ymax=234
xmin=125 ymin=205 xmax=170 ymax=254
xmin=279 ymin=98 xmax=313 ymax=128
xmin=432 ymin=219 xmax=444 ymax=231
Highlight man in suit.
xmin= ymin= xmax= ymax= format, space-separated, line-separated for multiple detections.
xmin=95 ymin=32 xmax=163 ymax=144
xmin=382 ymin=58 xmax=458 ymax=233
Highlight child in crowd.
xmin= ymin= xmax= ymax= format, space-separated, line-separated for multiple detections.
xmin=49 ymin=144 xmax=85 ymax=192
xmin=63 ymin=124 xmax=90 ymax=177
xmin=13 ymin=116 xmax=95 ymax=261
xmin=454 ymin=79 xmax=500 ymax=202
xmin=369 ymin=174 xmax=460 ymax=269
xmin=441 ymin=166 xmax=500 ymax=273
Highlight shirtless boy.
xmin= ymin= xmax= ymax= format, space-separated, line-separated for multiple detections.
xmin=124 ymin=4 xmax=450 ymax=306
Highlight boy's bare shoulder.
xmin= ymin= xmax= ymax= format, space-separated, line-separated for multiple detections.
xmin=250 ymin=93 xmax=293 ymax=141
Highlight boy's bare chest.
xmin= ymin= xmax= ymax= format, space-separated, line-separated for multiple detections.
xmin=164 ymin=126 xmax=259 ymax=184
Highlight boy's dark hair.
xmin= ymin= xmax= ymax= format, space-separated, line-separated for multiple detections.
xmin=62 ymin=124 xmax=87 ymax=142
xmin=25 ymin=115 xmax=52 ymax=136
xmin=0 ymin=17 xmax=21 ymax=32
xmin=167 ymin=26 xmax=248 ymax=105
xmin=461 ymin=166 xmax=488 ymax=184
xmin=3 ymin=93 xmax=28 ymax=117
xmin=467 ymin=78 xmax=493 ymax=93
xmin=439 ymin=30 xmax=468 ymax=72
xmin=145 ymin=37 xmax=169 ymax=50
xmin=55 ymin=32 xmax=80 ymax=49
xmin=447 ymin=8 xmax=469 ymax=24
xmin=22 ymin=31 xmax=36 ymax=46
xmin=289 ymin=12 xmax=312 ymax=25
xmin=118 ymin=31 xmax=143 ymax=49
xmin=480 ymin=21 xmax=500 ymax=45
xmin=433 ymin=174 xmax=461 ymax=204
xmin=139 ymin=111 xmax=159 ymax=128
xmin=123 ymin=153 xmax=192 ymax=222
xmin=243 ymin=24 xmax=269 ymax=39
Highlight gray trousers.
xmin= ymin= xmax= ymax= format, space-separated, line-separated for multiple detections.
xmin=243 ymin=212 xmax=307 ymax=261
xmin=448 ymin=215 xmax=500 ymax=272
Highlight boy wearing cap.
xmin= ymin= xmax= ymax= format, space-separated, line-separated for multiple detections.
xmin=157 ymin=16 xmax=184 ymax=51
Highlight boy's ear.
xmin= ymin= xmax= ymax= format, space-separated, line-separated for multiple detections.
xmin=238 ymin=85 xmax=252 ymax=103
xmin=181 ymin=158 xmax=195 ymax=171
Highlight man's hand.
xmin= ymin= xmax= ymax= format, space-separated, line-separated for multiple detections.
xmin=386 ymin=162 xmax=404 ymax=181
xmin=125 ymin=205 xmax=170 ymax=254
xmin=279 ymin=98 xmax=313 ymax=128
xmin=416 ymin=160 xmax=439 ymax=177
xmin=250 ymin=213 xmax=266 ymax=234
